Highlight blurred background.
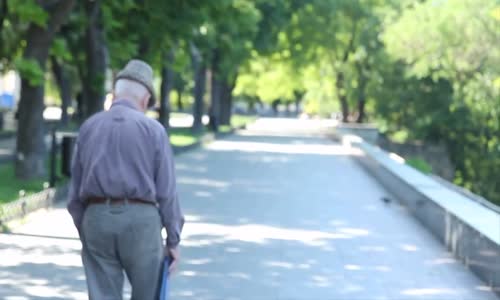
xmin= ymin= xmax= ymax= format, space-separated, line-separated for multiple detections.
xmin=1 ymin=0 xmax=499 ymax=206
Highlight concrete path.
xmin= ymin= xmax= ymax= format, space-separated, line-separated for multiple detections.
xmin=0 ymin=118 xmax=497 ymax=300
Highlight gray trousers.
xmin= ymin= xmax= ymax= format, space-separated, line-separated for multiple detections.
xmin=81 ymin=202 xmax=164 ymax=300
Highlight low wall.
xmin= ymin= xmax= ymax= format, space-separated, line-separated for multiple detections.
xmin=378 ymin=137 xmax=455 ymax=181
xmin=0 ymin=183 xmax=69 ymax=226
xmin=340 ymin=133 xmax=500 ymax=296
xmin=336 ymin=123 xmax=379 ymax=144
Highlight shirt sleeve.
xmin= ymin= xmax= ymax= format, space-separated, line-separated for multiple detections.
xmin=155 ymin=129 xmax=184 ymax=248
xmin=67 ymin=140 xmax=85 ymax=233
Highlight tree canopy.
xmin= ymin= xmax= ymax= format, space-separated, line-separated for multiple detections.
xmin=1 ymin=0 xmax=499 ymax=205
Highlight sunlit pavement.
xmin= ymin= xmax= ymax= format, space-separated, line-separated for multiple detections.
xmin=0 ymin=118 xmax=497 ymax=300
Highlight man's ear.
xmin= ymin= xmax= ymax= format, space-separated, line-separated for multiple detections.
xmin=142 ymin=94 xmax=151 ymax=111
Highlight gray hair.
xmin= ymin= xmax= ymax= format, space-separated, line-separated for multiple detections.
xmin=114 ymin=78 xmax=150 ymax=103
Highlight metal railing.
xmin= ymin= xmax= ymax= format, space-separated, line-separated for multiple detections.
xmin=0 ymin=184 xmax=69 ymax=225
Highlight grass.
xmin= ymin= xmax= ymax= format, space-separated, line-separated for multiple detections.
xmin=168 ymin=127 xmax=205 ymax=147
xmin=219 ymin=125 xmax=232 ymax=133
xmin=0 ymin=156 xmax=66 ymax=205
xmin=231 ymin=114 xmax=257 ymax=128
xmin=167 ymin=114 xmax=257 ymax=146
xmin=170 ymin=135 xmax=198 ymax=147
xmin=406 ymin=157 xmax=433 ymax=174
xmin=389 ymin=130 xmax=409 ymax=143
xmin=0 ymin=164 xmax=47 ymax=204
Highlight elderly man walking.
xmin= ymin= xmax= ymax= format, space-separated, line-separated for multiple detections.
xmin=67 ymin=59 xmax=184 ymax=300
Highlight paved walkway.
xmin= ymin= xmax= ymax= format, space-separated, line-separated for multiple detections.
xmin=0 ymin=118 xmax=497 ymax=300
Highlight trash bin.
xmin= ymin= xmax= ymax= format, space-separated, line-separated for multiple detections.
xmin=61 ymin=135 xmax=77 ymax=177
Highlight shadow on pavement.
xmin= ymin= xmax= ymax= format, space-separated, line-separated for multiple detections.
xmin=170 ymin=133 xmax=497 ymax=300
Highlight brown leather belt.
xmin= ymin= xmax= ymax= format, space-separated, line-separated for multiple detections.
xmin=87 ymin=197 xmax=155 ymax=206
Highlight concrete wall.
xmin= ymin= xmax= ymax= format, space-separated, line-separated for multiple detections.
xmin=378 ymin=137 xmax=455 ymax=181
xmin=341 ymin=134 xmax=500 ymax=296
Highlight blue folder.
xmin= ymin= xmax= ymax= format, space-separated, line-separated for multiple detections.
xmin=159 ymin=257 xmax=170 ymax=300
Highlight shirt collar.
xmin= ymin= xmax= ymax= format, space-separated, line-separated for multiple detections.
xmin=111 ymin=99 xmax=140 ymax=111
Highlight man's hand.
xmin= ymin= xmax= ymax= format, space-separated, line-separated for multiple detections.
xmin=166 ymin=247 xmax=180 ymax=275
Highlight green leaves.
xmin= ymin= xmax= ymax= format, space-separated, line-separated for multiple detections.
xmin=235 ymin=54 xmax=301 ymax=103
xmin=7 ymin=0 xmax=47 ymax=27
xmin=377 ymin=0 xmax=500 ymax=205
xmin=50 ymin=38 xmax=71 ymax=61
xmin=15 ymin=57 xmax=44 ymax=86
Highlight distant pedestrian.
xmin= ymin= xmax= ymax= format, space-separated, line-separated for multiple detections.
xmin=67 ymin=59 xmax=184 ymax=300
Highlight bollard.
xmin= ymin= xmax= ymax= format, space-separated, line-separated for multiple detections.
xmin=61 ymin=135 xmax=76 ymax=177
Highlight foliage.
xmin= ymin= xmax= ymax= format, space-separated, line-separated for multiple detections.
xmin=235 ymin=54 xmax=303 ymax=103
xmin=381 ymin=0 xmax=500 ymax=205
xmin=2 ymin=0 xmax=500 ymax=205
xmin=6 ymin=0 xmax=47 ymax=27
xmin=14 ymin=57 xmax=44 ymax=86
xmin=406 ymin=157 xmax=433 ymax=175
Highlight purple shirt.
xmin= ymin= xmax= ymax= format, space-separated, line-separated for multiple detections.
xmin=67 ymin=99 xmax=184 ymax=247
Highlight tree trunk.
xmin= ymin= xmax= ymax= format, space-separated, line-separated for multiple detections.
xmin=74 ymin=42 xmax=88 ymax=122
xmin=272 ymin=99 xmax=280 ymax=116
xmin=83 ymin=0 xmax=106 ymax=119
xmin=190 ymin=42 xmax=205 ymax=133
xmin=355 ymin=61 xmax=369 ymax=123
xmin=134 ymin=0 xmax=149 ymax=59
xmin=0 ymin=0 xmax=7 ymax=34
xmin=293 ymin=90 xmax=304 ymax=115
xmin=333 ymin=21 xmax=357 ymax=123
xmin=357 ymin=98 xmax=365 ymax=123
xmin=220 ymin=76 xmax=236 ymax=126
xmin=16 ymin=0 xmax=75 ymax=179
xmin=51 ymin=56 xmax=71 ymax=126
xmin=159 ymin=48 xmax=175 ymax=129
xmin=335 ymin=72 xmax=349 ymax=122
xmin=209 ymin=76 xmax=222 ymax=132
xmin=209 ymin=48 xmax=222 ymax=132
xmin=176 ymin=88 xmax=183 ymax=111
xmin=60 ymin=18 xmax=85 ymax=123
xmin=75 ymin=91 xmax=85 ymax=123
xmin=137 ymin=42 xmax=149 ymax=59
xmin=249 ymin=98 xmax=256 ymax=114
xmin=356 ymin=68 xmax=367 ymax=124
